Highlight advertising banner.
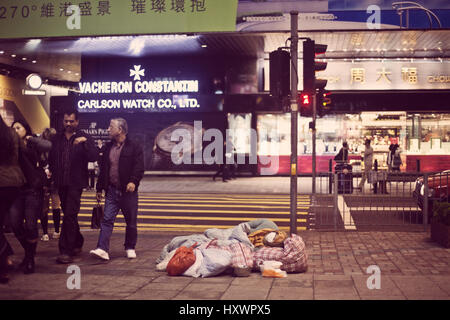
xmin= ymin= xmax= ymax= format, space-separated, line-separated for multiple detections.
xmin=0 ymin=0 xmax=238 ymax=39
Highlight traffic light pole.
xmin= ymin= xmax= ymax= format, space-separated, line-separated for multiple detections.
xmin=289 ymin=11 xmax=298 ymax=235
xmin=312 ymin=95 xmax=316 ymax=194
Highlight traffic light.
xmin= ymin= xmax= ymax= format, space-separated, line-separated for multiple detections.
xmin=316 ymin=89 xmax=332 ymax=117
xmin=269 ymin=49 xmax=290 ymax=98
xmin=299 ymin=92 xmax=313 ymax=117
xmin=303 ymin=39 xmax=328 ymax=94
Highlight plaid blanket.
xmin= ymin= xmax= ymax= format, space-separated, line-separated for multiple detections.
xmin=199 ymin=240 xmax=254 ymax=268
xmin=253 ymin=234 xmax=308 ymax=273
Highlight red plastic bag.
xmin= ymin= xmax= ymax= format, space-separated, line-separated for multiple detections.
xmin=166 ymin=243 xmax=197 ymax=276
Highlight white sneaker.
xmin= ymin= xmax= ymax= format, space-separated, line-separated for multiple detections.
xmin=41 ymin=234 xmax=49 ymax=241
xmin=52 ymin=232 xmax=60 ymax=239
xmin=89 ymin=248 xmax=110 ymax=261
xmin=126 ymin=249 xmax=136 ymax=259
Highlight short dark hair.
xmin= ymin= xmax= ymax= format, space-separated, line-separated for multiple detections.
xmin=63 ymin=109 xmax=79 ymax=120
xmin=365 ymin=139 xmax=371 ymax=145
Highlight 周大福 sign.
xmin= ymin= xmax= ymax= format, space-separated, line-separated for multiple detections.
xmin=0 ymin=0 xmax=238 ymax=39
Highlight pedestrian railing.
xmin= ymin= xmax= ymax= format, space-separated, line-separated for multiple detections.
xmin=308 ymin=170 xmax=449 ymax=231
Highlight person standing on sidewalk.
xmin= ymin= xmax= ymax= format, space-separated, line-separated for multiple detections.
xmin=90 ymin=118 xmax=144 ymax=261
xmin=334 ymin=141 xmax=349 ymax=163
xmin=358 ymin=139 xmax=373 ymax=191
xmin=48 ymin=110 xmax=98 ymax=264
xmin=40 ymin=128 xmax=62 ymax=242
xmin=10 ymin=120 xmax=51 ymax=274
xmin=0 ymin=117 xmax=26 ymax=283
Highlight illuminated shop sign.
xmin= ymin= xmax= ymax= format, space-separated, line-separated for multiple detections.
xmin=264 ymin=61 xmax=450 ymax=91
xmin=77 ymin=96 xmax=200 ymax=110
xmin=79 ymin=80 xmax=199 ymax=94
xmin=77 ymin=65 xmax=204 ymax=111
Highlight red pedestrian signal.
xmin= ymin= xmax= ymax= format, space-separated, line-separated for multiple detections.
xmin=301 ymin=94 xmax=310 ymax=105
xmin=299 ymin=92 xmax=313 ymax=117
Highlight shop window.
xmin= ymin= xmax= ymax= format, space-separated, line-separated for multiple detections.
xmin=227 ymin=113 xmax=252 ymax=154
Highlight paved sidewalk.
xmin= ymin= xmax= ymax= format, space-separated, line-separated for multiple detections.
xmin=139 ymin=176 xmax=325 ymax=194
xmin=1 ymin=229 xmax=449 ymax=300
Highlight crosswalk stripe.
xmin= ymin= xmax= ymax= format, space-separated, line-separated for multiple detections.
xmin=75 ymin=213 xmax=308 ymax=222
xmin=82 ymin=193 xmax=310 ymax=201
xmin=78 ymin=221 xmax=307 ymax=229
xmin=78 ymin=207 xmax=309 ymax=215
xmin=81 ymin=198 xmax=310 ymax=205
xmin=80 ymin=201 xmax=310 ymax=209
xmin=82 ymin=226 xmax=308 ymax=232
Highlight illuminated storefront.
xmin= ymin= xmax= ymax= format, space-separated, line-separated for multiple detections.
xmin=225 ymin=59 xmax=450 ymax=174
xmin=230 ymin=111 xmax=449 ymax=174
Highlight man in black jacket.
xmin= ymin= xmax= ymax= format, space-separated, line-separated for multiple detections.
xmin=48 ymin=110 xmax=98 ymax=264
xmin=90 ymin=118 xmax=144 ymax=261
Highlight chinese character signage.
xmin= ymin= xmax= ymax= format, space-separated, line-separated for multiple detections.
xmin=320 ymin=61 xmax=450 ymax=90
xmin=0 ymin=0 xmax=238 ymax=39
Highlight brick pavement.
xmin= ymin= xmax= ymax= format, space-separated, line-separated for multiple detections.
xmin=0 ymin=229 xmax=449 ymax=300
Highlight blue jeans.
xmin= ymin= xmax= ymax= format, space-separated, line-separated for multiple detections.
xmin=97 ymin=185 xmax=138 ymax=253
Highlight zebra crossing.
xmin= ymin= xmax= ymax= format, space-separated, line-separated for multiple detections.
xmin=68 ymin=192 xmax=312 ymax=233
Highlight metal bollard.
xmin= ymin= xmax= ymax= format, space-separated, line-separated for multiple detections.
xmin=423 ymin=172 xmax=429 ymax=228
xmin=334 ymin=173 xmax=338 ymax=231
xmin=329 ymin=159 xmax=333 ymax=194
xmin=373 ymin=159 xmax=378 ymax=194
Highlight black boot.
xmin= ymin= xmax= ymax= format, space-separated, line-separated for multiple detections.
xmin=17 ymin=238 xmax=36 ymax=274
xmin=17 ymin=238 xmax=28 ymax=269
xmin=23 ymin=241 xmax=36 ymax=274
xmin=0 ymin=254 xmax=9 ymax=284
xmin=53 ymin=208 xmax=61 ymax=234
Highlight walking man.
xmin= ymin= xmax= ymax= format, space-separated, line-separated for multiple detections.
xmin=90 ymin=118 xmax=144 ymax=261
xmin=48 ymin=110 xmax=99 ymax=264
xmin=358 ymin=139 xmax=373 ymax=191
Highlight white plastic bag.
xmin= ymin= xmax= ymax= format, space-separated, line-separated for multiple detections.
xmin=156 ymin=249 xmax=177 ymax=271
xmin=198 ymin=248 xmax=232 ymax=278
xmin=259 ymin=260 xmax=287 ymax=278
xmin=183 ymin=249 xmax=204 ymax=278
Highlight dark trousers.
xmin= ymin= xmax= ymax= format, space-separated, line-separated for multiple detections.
xmin=58 ymin=186 xmax=84 ymax=255
xmin=9 ymin=188 xmax=42 ymax=242
xmin=0 ymin=187 xmax=19 ymax=273
xmin=88 ymin=170 xmax=96 ymax=189
xmin=213 ymin=164 xmax=229 ymax=181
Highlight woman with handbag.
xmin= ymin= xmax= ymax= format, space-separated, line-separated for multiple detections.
xmin=10 ymin=120 xmax=51 ymax=274
xmin=0 ymin=117 xmax=26 ymax=283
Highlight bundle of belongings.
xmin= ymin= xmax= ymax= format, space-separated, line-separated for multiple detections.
xmin=156 ymin=219 xmax=308 ymax=278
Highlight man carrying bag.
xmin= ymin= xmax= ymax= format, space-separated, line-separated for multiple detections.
xmin=90 ymin=198 xmax=103 ymax=229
